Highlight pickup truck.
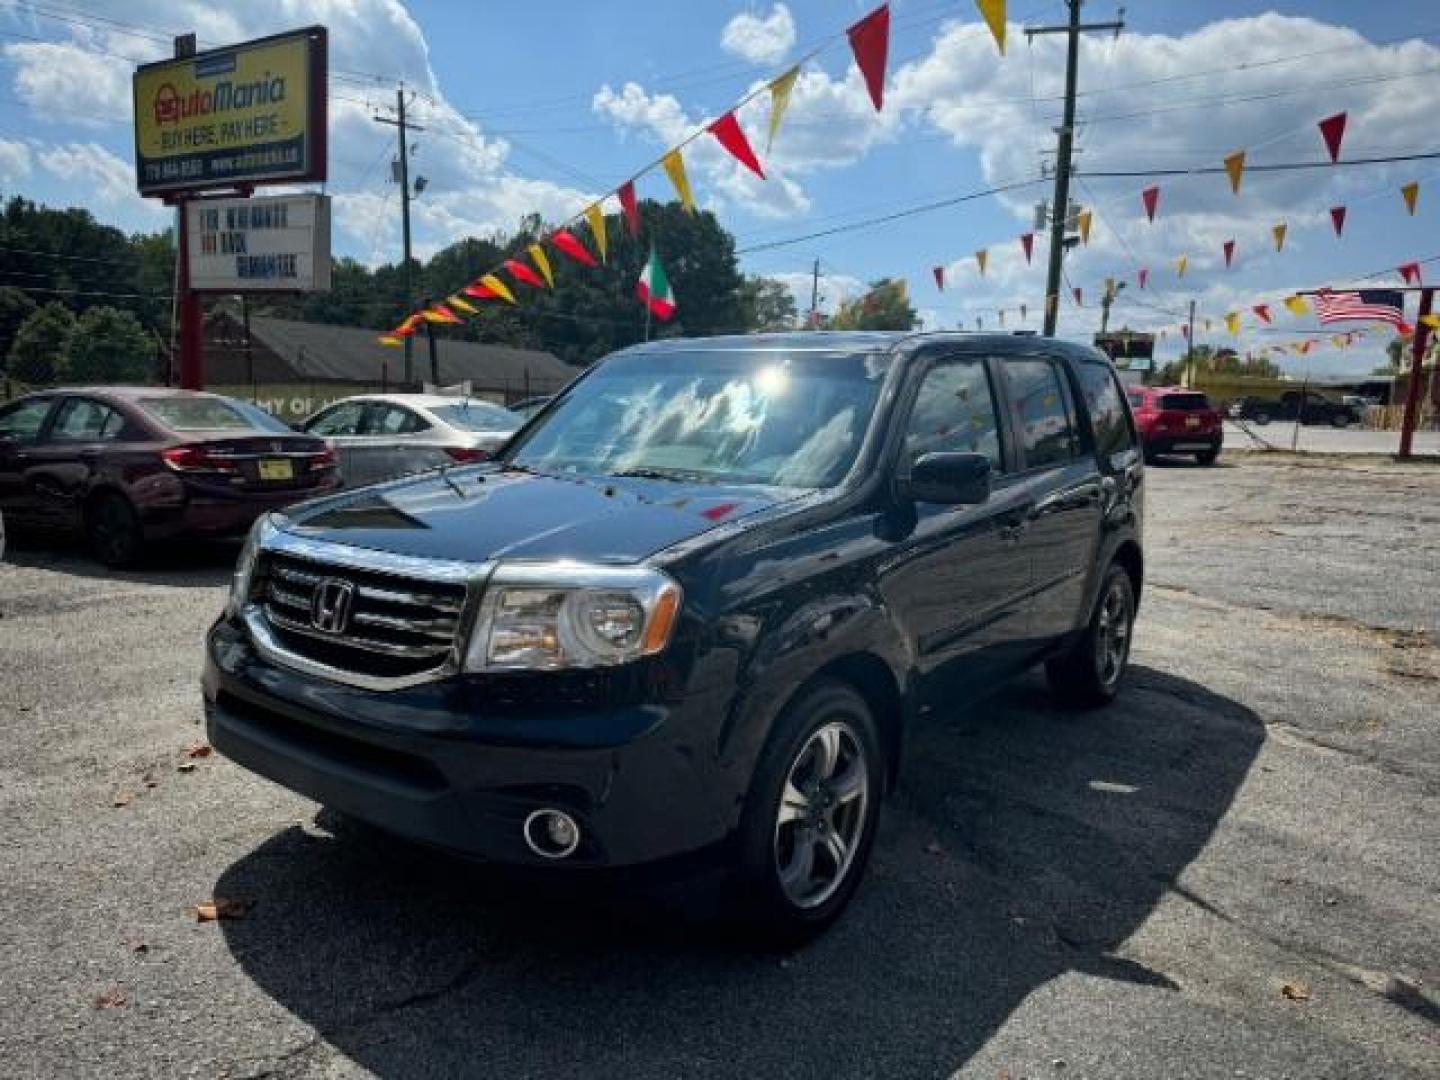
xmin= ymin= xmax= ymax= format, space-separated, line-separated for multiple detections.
xmin=1228 ymin=390 xmax=1361 ymax=427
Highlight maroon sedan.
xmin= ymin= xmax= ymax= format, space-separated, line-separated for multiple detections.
xmin=0 ymin=387 xmax=339 ymax=566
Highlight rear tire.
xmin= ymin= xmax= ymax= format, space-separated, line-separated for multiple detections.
xmin=1330 ymin=414 xmax=1351 ymax=429
xmin=86 ymin=492 xmax=144 ymax=568
xmin=1253 ymin=412 xmax=1272 ymax=425
xmin=1195 ymin=447 xmax=1219 ymax=466
xmin=733 ymin=681 xmax=883 ymax=948
xmin=1046 ymin=564 xmax=1136 ymax=708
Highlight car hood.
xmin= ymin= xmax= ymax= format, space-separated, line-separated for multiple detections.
xmin=276 ymin=466 xmax=797 ymax=564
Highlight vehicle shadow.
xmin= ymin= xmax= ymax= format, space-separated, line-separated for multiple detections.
xmin=0 ymin=533 xmax=237 ymax=588
xmin=215 ymin=664 xmax=1262 ymax=1078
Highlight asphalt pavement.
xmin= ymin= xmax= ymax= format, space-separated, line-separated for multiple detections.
xmin=0 ymin=457 xmax=1437 ymax=1079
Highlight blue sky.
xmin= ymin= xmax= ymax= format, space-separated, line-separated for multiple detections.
xmin=1 ymin=0 xmax=1436 ymax=374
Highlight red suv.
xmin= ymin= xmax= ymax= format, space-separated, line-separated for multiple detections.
xmin=1125 ymin=386 xmax=1222 ymax=465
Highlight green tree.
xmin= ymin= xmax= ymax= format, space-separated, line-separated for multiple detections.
xmin=7 ymin=302 xmax=75 ymax=385
xmin=739 ymin=276 xmax=798 ymax=331
xmin=828 ymin=279 xmax=918 ymax=331
xmin=65 ymin=305 xmax=154 ymax=382
xmin=0 ymin=286 xmax=37 ymax=367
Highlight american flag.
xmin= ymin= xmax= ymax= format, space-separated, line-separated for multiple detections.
xmin=1313 ymin=289 xmax=1407 ymax=328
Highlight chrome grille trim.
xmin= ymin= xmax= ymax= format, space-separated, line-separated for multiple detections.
xmin=242 ymin=525 xmax=493 ymax=691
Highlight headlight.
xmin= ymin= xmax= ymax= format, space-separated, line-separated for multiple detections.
xmin=464 ymin=563 xmax=682 ymax=671
xmin=226 ymin=514 xmax=271 ymax=618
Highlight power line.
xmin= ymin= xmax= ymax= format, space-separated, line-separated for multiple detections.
xmin=1077 ymin=150 xmax=1440 ymax=178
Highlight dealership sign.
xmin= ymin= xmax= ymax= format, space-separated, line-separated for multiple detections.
xmin=187 ymin=195 xmax=332 ymax=292
xmin=133 ymin=27 xmax=327 ymax=195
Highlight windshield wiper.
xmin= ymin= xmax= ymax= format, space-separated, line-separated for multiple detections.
xmin=611 ymin=466 xmax=714 ymax=483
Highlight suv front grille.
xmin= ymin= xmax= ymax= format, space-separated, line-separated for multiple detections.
xmin=255 ymin=552 xmax=470 ymax=681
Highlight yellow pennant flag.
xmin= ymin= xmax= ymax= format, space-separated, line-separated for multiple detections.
xmin=1224 ymin=151 xmax=1245 ymax=195
xmin=1176 ymin=254 xmax=1189 ymax=278
xmin=1420 ymin=314 xmax=1440 ymax=331
xmin=662 ymin=149 xmax=695 ymax=212
xmin=1077 ymin=208 xmax=1092 ymax=244
xmin=975 ymin=249 xmax=988 ymax=275
xmin=447 ymin=295 xmax=479 ymax=315
xmin=976 ymin=0 xmax=1006 ymax=54
xmin=1225 ymin=312 xmax=1241 ymax=336
xmin=479 ymin=273 xmax=516 ymax=305
xmin=585 ymin=203 xmax=608 ymax=263
xmin=767 ymin=66 xmax=800 ymax=153
xmin=1402 ymin=181 xmax=1420 ymax=216
xmin=1272 ymin=222 xmax=1287 ymax=252
xmin=1283 ymin=294 xmax=1309 ymax=317
xmin=377 ymin=335 xmax=402 ymax=347
xmin=528 ymin=243 xmax=554 ymax=288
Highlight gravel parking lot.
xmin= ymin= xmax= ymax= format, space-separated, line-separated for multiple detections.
xmin=1 ymin=456 xmax=1437 ymax=1079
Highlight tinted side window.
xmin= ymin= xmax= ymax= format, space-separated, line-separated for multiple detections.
xmin=0 ymin=398 xmax=55 ymax=442
xmin=1077 ymin=363 xmax=1136 ymax=462
xmin=50 ymin=398 xmax=124 ymax=441
xmin=306 ymin=402 xmax=365 ymax=436
xmin=1002 ymin=358 xmax=1079 ymax=470
xmin=903 ymin=359 xmax=1003 ymax=472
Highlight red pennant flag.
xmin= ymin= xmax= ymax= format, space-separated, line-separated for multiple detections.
xmin=1400 ymin=261 xmax=1422 ymax=285
xmin=1223 ymin=239 xmax=1236 ymax=267
xmin=617 ymin=180 xmax=640 ymax=238
xmin=1141 ymin=185 xmax=1160 ymax=221
xmin=551 ymin=229 xmax=598 ymax=267
xmin=1072 ymin=286 xmax=1083 ymax=306
xmin=708 ymin=110 xmax=765 ymax=179
xmin=1318 ymin=112 xmax=1347 ymax=163
xmin=1137 ymin=267 xmax=1149 ymax=290
xmin=427 ymin=303 xmax=462 ymax=325
xmin=1020 ymin=232 xmax=1034 ymax=264
xmin=462 ymin=284 xmax=496 ymax=300
xmin=1329 ymin=205 xmax=1347 ymax=236
xmin=932 ymin=266 xmax=945 ymax=291
xmin=1252 ymin=304 xmax=1272 ymax=324
xmin=504 ymin=258 xmax=545 ymax=289
xmin=847 ymin=4 xmax=890 ymax=112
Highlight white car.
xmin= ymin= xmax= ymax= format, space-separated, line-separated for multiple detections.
xmin=300 ymin=394 xmax=522 ymax=487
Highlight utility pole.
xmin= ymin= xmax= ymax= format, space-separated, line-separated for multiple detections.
xmin=808 ymin=258 xmax=821 ymax=329
xmin=374 ymin=85 xmax=424 ymax=386
xmin=1027 ymin=2 xmax=1124 ymax=338
xmin=1185 ymin=298 xmax=1197 ymax=387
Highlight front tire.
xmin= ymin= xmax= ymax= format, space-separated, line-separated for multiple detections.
xmin=1330 ymin=413 xmax=1351 ymax=429
xmin=1046 ymin=564 xmax=1136 ymax=708
xmin=1195 ymin=447 xmax=1220 ymax=466
xmin=86 ymin=492 xmax=144 ymax=568
xmin=733 ymin=681 xmax=882 ymax=947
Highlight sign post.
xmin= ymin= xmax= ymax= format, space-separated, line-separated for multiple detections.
xmin=134 ymin=26 xmax=327 ymax=390
xmin=1398 ymin=287 xmax=1434 ymax=460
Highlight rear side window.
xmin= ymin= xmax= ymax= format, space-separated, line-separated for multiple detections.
xmin=49 ymin=398 xmax=125 ymax=441
xmin=1077 ymin=363 xmax=1136 ymax=463
xmin=1159 ymin=393 xmax=1210 ymax=411
xmin=903 ymin=358 xmax=1004 ymax=472
xmin=305 ymin=402 xmax=366 ymax=436
xmin=366 ymin=404 xmax=429 ymax=435
xmin=1001 ymin=358 xmax=1079 ymax=470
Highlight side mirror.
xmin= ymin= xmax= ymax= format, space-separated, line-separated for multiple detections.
xmin=905 ymin=451 xmax=992 ymax=505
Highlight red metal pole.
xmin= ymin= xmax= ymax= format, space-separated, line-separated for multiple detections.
xmin=175 ymin=199 xmax=204 ymax=390
xmin=1398 ymin=287 xmax=1434 ymax=459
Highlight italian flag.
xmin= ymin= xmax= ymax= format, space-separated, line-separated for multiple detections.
xmin=637 ymin=247 xmax=677 ymax=321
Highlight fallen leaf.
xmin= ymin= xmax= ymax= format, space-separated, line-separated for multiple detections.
xmin=1281 ymin=981 xmax=1311 ymax=1002
xmin=184 ymin=742 xmax=213 ymax=759
xmin=142 ymin=775 xmax=158 ymax=789
xmin=124 ymin=938 xmax=148 ymax=955
xmin=112 ymin=793 xmax=132 ymax=808
xmin=94 ymin=987 xmax=126 ymax=1009
xmin=176 ymin=762 xmax=196 ymax=773
xmin=194 ymin=897 xmax=251 ymax=922
xmin=1275 ymin=875 xmax=1295 ymax=885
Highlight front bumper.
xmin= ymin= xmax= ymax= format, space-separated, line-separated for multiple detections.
xmin=203 ymin=617 xmax=737 ymax=867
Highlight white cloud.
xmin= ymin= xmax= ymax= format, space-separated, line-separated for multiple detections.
xmin=720 ymin=4 xmax=796 ymax=66
xmin=0 ymin=138 xmax=31 ymax=184
xmin=2 ymin=41 xmax=134 ymax=126
xmin=36 ymin=142 xmax=150 ymax=207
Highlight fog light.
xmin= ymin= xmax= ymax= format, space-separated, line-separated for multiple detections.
xmin=523 ymin=808 xmax=581 ymax=859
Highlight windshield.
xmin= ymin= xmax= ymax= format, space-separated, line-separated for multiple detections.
xmin=140 ymin=396 xmax=275 ymax=432
xmin=430 ymin=401 xmax=521 ymax=432
xmin=505 ymin=349 xmax=892 ymax=488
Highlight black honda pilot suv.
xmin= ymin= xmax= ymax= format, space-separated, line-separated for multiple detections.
xmin=204 ymin=332 xmax=1143 ymax=941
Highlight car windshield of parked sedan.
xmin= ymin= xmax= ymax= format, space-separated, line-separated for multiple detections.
xmin=430 ymin=401 xmax=521 ymax=432
xmin=139 ymin=396 xmax=274 ymax=432
xmin=504 ymin=349 xmax=892 ymax=488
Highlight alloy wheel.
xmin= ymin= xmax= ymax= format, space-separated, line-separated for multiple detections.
xmin=1094 ymin=576 xmax=1133 ymax=690
xmin=773 ymin=720 xmax=870 ymax=910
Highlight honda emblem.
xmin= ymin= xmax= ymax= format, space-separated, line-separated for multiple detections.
xmin=311 ymin=577 xmax=355 ymax=634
